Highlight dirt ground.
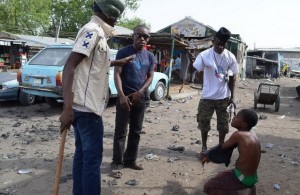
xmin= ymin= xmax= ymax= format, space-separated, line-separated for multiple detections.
xmin=0 ymin=77 xmax=299 ymax=195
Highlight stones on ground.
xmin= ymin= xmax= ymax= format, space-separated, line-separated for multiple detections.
xmin=1 ymin=133 xmax=10 ymax=139
xmin=172 ymin=125 xmax=180 ymax=131
xmin=144 ymin=153 xmax=159 ymax=161
xmin=176 ymin=99 xmax=187 ymax=103
xmin=107 ymin=179 xmax=118 ymax=186
xmin=60 ymin=174 xmax=72 ymax=184
xmin=259 ymin=115 xmax=267 ymax=120
xmin=273 ymin=183 xmax=280 ymax=190
xmin=265 ymin=143 xmax=274 ymax=148
xmin=195 ymin=140 xmax=201 ymax=144
xmin=3 ymin=153 xmax=16 ymax=159
xmin=290 ymin=160 xmax=299 ymax=166
xmin=12 ymin=122 xmax=22 ymax=127
xmin=17 ymin=169 xmax=33 ymax=174
xmin=167 ymin=145 xmax=185 ymax=152
xmin=125 ymin=179 xmax=139 ymax=186
xmin=167 ymin=157 xmax=180 ymax=163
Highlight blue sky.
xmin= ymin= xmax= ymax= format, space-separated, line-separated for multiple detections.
xmin=126 ymin=0 xmax=300 ymax=49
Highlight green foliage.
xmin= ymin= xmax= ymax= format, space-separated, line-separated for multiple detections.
xmin=125 ymin=0 xmax=140 ymax=11
xmin=0 ymin=0 xmax=143 ymax=37
xmin=0 ymin=0 xmax=52 ymax=35
xmin=118 ymin=17 xmax=151 ymax=31
xmin=48 ymin=0 xmax=93 ymax=38
xmin=49 ymin=0 xmax=142 ymax=38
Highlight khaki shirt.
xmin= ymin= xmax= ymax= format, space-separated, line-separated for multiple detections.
xmin=72 ymin=16 xmax=115 ymax=116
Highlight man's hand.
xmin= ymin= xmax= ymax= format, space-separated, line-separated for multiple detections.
xmin=112 ymin=54 xmax=136 ymax=67
xmin=128 ymin=91 xmax=142 ymax=106
xmin=199 ymin=152 xmax=210 ymax=167
xmin=119 ymin=95 xmax=132 ymax=111
xmin=59 ymin=108 xmax=73 ymax=133
xmin=228 ymin=98 xmax=236 ymax=108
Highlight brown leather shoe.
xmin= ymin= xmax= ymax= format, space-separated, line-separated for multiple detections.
xmin=123 ymin=162 xmax=143 ymax=170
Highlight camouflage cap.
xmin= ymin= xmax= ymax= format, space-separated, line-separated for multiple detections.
xmin=94 ymin=0 xmax=126 ymax=19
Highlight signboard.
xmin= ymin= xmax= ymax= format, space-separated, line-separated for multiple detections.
xmin=0 ymin=40 xmax=11 ymax=46
xmin=171 ymin=18 xmax=206 ymax=37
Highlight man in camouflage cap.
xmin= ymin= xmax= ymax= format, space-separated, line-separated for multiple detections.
xmin=94 ymin=0 xmax=125 ymax=19
xmin=60 ymin=0 xmax=134 ymax=194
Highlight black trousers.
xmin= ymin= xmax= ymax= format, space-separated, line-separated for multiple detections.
xmin=296 ymin=85 xmax=300 ymax=97
xmin=112 ymin=97 xmax=146 ymax=164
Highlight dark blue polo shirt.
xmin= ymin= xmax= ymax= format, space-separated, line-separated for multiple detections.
xmin=116 ymin=45 xmax=155 ymax=96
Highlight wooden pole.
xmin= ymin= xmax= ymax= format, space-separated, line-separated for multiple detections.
xmin=53 ymin=129 xmax=67 ymax=195
xmin=166 ymin=34 xmax=175 ymax=98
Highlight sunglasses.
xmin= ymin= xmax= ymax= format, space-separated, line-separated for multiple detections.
xmin=134 ymin=33 xmax=150 ymax=39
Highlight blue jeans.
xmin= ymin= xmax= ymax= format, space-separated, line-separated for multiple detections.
xmin=72 ymin=110 xmax=103 ymax=195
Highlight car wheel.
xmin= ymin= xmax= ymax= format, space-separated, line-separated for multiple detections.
xmin=19 ymin=91 xmax=36 ymax=106
xmin=45 ymin=97 xmax=61 ymax=108
xmin=150 ymin=81 xmax=166 ymax=101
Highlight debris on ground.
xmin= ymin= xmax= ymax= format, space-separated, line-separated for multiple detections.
xmin=144 ymin=153 xmax=159 ymax=161
xmin=167 ymin=145 xmax=185 ymax=152
xmin=125 ymin=179 xmax=139 ymax=186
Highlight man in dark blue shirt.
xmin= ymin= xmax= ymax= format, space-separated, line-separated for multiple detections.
xmin=112 ymin=25 xmax=154 ymax=171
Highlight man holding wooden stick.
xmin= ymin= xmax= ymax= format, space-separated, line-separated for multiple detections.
xmin=59 ymin=1 xmax=134 ymax=194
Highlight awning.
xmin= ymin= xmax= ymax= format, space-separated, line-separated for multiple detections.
xmin=0 ymin=38 xmax=26 ymax=46
xmin=111 ymin=33 xmax=188 ymax=50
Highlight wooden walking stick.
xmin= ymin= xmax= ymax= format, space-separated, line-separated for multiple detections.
xmin=53 ymin=128 xmax=67 ymax=195
xmin=179 ymin=79 xmax=185 ymax=93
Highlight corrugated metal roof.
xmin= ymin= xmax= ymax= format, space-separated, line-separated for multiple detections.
xmin=247 ymin=56 xmax=278 ymax=63
xmin=0 ymin=25 xmax=131 ymax=48
xmin=250 ymin=48 xmax=300 ymax=52
xmin=156 ymin=16 xmax=216 ymax=33
xmin=114 ymin=26 xmax=133 ymax=35
xmin=12 ymin=25 xmax=131 ymax=48
xmin=14 ymin=34 xmax=74 ymax=48
xmin=112 ymin=33 xmax=188 ymax=49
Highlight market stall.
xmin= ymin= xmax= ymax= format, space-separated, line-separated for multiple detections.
xmin=110 ymin=33 xmax=188 ymax=72
xmin=110 ymin=33 xmax=189 ymax=96
xmin=0 ymin=32 xmax=27 ymax=71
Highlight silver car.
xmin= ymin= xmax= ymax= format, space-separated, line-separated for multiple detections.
xmin=0 ymin=71 xmax=36 ymax=105
xmin=290 ymin=66 xmax=300 ymax=78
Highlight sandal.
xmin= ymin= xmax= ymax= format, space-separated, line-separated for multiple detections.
xmin=112 ymin=171 xmax=122 ymax=179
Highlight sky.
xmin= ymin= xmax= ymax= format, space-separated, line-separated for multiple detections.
xmin=126 ymin=0 xmax=300 ymax=49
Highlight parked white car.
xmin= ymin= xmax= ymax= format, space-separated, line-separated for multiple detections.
xmin=290 ymin=66 xmax=300 ymax=78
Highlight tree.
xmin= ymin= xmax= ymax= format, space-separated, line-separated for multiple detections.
xmin=0 ymin=0 xmax=52 ymax=35
xmin=118 ymin=17 xmax=151 ymax=30
xmin=124 ymin=0 xmax=140 ymax=12
xmin=47 ymin=0 xmax=93 ymax=38
xmin=0 ymin=0 xmax=142 ymax=36
xmin=49 ymin=0 xmax=142 ymax=38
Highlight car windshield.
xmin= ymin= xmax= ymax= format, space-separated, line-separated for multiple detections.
xmin=28 ymin=48 xmax=72 ymax=66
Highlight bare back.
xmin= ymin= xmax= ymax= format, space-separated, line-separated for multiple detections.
xmin=222 ymin=130 xmax=261 ymax=176
xmin=235 ymin=131 xmax=261 ymax=176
